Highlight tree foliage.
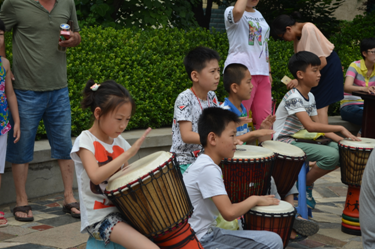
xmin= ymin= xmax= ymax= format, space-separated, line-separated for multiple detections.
xmin=75 ymin=0 xmax=199 ymax=29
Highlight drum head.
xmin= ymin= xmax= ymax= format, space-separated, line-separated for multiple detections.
xmin=261 ymin=141 xmax=305 ymax=157
xmin=339 ymin=138 xmax=375 ymax=150
xmin=106 ymin=151 xmax=173 ymax=193
xmin=250 ymin=200 xmax=294 ymax=214
xmin=232 ymin=145 xmax=274 ymax=159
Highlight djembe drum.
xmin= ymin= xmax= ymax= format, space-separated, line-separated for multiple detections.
xmin=244 ymin=200 xmax=296 ymax=248
xmin=105 ymin=151 xmax=203 ymax=248
xmin=339 ymin=138 xmax=375 ymax=235
xmin=220 ymin=145 xmax=275 ymax=203
xmin=261 ymin=141 xmax=306 ymax=199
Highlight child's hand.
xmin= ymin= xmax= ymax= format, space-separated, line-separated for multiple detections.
xmin=252 ymin=129 xmax=275 ymax=138
xmin=125 ymin=128 xmax=152 ymax=160
xmin=256 ymin=195 xmax=280 ymax=206
xmin=287 ymin=79 xmax=298 ymax=90
xmin=341 ymin=128 xmax=360 ymax=141
xmin=260 ymin=114 xmax=276 ymax=129
xmin=236 ymin=138 xmax=244 ymax=145
xmin=238 ymin=117 xmax=252 ymax=127
xmin=367 ymin=86 xmax=375 ymax=95
xmin=13 ymin=122 xmax=20 ymax=143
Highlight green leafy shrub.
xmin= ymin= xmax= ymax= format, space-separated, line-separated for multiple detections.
xmin=4 ymin=16 xmax=372 ymax=139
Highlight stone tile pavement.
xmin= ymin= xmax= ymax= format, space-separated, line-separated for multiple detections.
xmin=0 ymin=168 xmax=363 ymax=249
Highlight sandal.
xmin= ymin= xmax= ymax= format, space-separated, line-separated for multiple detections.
xmin=62 ymin=202 xmax=80 ymax=218
xmin=293 ymin=215 xmax=319 ymax=237
xmin=0 ymin=211 xmax=8 ymax=227
xmin=13 ymin=205 xmax=34 ymax=222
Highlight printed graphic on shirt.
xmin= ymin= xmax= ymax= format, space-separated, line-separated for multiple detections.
xmin=91 ymin=142 xmax=124 ymax=196
xmin=249 ymin=21 xmax=262 ymax=46
xmin=227 ymin=9 xmax=234 ymax=24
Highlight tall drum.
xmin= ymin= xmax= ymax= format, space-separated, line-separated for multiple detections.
xmin=261 ymin=141 xmax=306 ymax=199
xmin=105 ymin=151 xmax=203 ymax=248
xmin=220 ymin=145 xmax=275 ymax=203
xmin=339 ymin=138 xmax=375 ymax=235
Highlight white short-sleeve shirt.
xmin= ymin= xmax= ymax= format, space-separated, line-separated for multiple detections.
xmin=224 ymin=7 xmax=270 ymax=75
xmin=273 ymin=89 xmax=318 ymax=143
xmin=183 ymin=154 xmax=228 ymax=240
xmin=71 ymin=130 xmax=131 ymax=233
xmin=170 ymin=89 xmax=219 ymax=165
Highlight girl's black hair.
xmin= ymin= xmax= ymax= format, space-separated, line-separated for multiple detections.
xmin=272 ymin=12 xmax=301 ymax=38
xmin=0 ymin=19 xmax=6 ymax=32
xmin=81 ymin=79 xmax=135 ymax=118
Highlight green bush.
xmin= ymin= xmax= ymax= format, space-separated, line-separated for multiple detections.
xmin=4 ymin=14 xmax=372 ymax=139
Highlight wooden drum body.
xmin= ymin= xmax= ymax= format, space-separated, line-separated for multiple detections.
xmin=244 ymin=201 xmax=296 ymax=248
xmin=339 ymin=138 xmax=375 ymax=236
xmin=261 ymin=141 xmax=306 ymax=199
xmin=220 ymin=145 xmax=275 ymax=203
xmin=105 ymin=152 xmax=202 ymax=248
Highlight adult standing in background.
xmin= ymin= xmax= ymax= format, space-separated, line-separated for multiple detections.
xmin=224 ymin=0 xmax=273 ymax=130
xmin=272 ymin=14 xmax=344 ymax=124
xmin=0 ymin=0 xmax=81 ymax=221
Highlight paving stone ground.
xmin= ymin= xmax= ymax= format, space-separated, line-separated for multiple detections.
xmin=0 ymin=168 xmax=363 ymax=249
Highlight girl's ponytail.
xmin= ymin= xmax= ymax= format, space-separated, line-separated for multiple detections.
xmin=81 ymin=79 xmax=98 ymax=113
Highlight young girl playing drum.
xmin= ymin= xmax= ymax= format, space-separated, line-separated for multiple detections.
xmin=70 ymin=80 xmax=158 ymax=248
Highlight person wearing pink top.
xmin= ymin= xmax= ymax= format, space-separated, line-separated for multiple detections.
xmin=340 ymin=38 xmax=375 ymax=135
xmin=272 ymin=14 xmax=344 ymax=125
xmin=224 ymin=0 xmax=272 ymax=130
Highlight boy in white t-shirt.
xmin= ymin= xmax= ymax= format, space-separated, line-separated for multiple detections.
xmin=170 ymin=46 xmax=220 ymax=174
xmin=183 ymin=107 xmax=283 ymax=248
xmin=273 ymin=51 xmax=359 ymax=209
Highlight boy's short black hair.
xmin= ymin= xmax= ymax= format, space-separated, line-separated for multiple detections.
xmin=223 ymin=63 xmax=248 ymax=93
xmin=360 ymin=38 xmax=375 ymax=60
xmin=0 ymin=19 xmax=5 ymax=33
xmin=288 ymin=51 xmax=321 ymax=78
xmin=198 ymin=107 xmax=240 ymax=147
xmin=184 ymin=46 xmax=220 ymax=81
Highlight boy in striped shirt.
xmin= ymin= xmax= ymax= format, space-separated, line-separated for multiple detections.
xmin=273 ymin=51 xmax=359 ymax=209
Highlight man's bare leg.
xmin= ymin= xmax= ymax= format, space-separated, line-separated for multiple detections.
xmin=12 ymin=163 xmax=33 ymax=218
xmin=58 ymin=159 xmax=80 ymax=215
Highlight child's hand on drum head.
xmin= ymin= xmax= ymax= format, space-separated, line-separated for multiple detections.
xmin=340 ymin=128 xmax=361 ymax=142
xmin=256 ymin=195 xmax=280 ymax=206
xmin=124 ymin=128 xmax=152 ymax=160
xmin=252 ymin=129 xmax=275 ymax=138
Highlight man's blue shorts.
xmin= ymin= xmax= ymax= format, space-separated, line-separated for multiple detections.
xmin=7 ymin=87 xmax=72 ymax=164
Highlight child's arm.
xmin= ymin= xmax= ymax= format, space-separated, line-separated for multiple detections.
xmin=296 ymin=112 xmax=359 ymax=141
xmin=179 ymin=121 xmax=200 ymax=144
xmin=212 ymin=194 xmax=279 ymax=221
xmin=3 ymin=58 xmax=20 ymax=143
xmin=79 ymin=128 xmax=151 ymax=185
xmin=344 ymin=76 xmax=375 ymax=94
xmin=232 ymin=0 xmax=249 ymax=22
xmin=237 ymin=129 xmax=275 ymax=144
